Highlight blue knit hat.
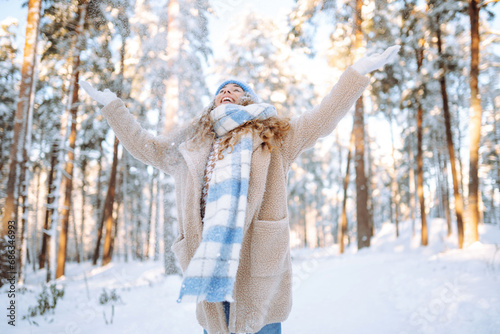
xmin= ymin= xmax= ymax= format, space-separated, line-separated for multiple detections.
xmin=215 ymin=79 xmax=259 ymax=102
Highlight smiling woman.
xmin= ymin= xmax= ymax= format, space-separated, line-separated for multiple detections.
xmin=216 ymin=83 xmax=246 ymax=106
xmin=79 ymin=44 xmax=399 ymax=334
xmin=192 ymin=79 xmax=291 ymax=161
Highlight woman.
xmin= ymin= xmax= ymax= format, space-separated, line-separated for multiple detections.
xmin=80 ymin=45 xmax=400 ymax=334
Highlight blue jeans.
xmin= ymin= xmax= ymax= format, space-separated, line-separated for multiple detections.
xmin=203 ymin=301 xmax=281 ymax=334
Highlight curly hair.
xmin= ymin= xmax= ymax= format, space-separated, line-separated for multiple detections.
xmin=189 ymin=93 xmax=290 ymax=159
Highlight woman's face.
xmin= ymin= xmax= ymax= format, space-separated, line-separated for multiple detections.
xmin=215 ymin=84 xmax=245 ymax=107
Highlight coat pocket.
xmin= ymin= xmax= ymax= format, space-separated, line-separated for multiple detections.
xmin=171 ymin=235 xmax=189 ymax=273
xmin=250 ymin=216 xmax=291 ymax=277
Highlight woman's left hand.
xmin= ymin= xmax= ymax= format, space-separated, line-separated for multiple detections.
xmin=79 ymin=80 xmax=119 ymax=106
xmin=351 ymin=45 xmax=401 ymax=75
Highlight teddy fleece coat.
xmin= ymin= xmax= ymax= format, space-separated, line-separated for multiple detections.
xmin=100 ymin=67 xmax=370 ymax=334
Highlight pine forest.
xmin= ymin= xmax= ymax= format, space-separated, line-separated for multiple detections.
xmin=0 ymin=0 xmax=499 ymax=332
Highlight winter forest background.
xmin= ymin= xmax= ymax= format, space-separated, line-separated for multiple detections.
xmin=1 ymin=0 xmax=500 ymax=333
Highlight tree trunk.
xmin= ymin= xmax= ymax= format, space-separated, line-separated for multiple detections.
xmin=2 ymin=0 xmax=42 ymax=237
xmin=145 ymin=172 xmax=156 ymax=259
xmin=102 ymin=137 xmax=120 ymax=266
xmin=69 ymin=204 xmax=79 ymax=263
xmin=353 ymin=0 xmax=370 ymax=250
xmin=18 ymin=54 xmax=37 ymax=284
xmin=415 ymin=43 xmax=427 ymax=246
xmin=163 ymin=180 xmax=179 ymax=275
xmin=433 ymin=139 xmax=444 ymax=219
xmin=56 ymin=0 xmax=88 ymax=278
xmin=40 ymin=141 xmax=58 ymax=269
xmin=18 ymin=198 xmax=28 ymax=284
xmin=109 ymin=201 xmax=120 ymax=262
xmin=435 ymin=19 xmax=465 ymax=248
xmin=334 ymin=131 xmax=343 ymax=245
xmin=466 ymin=0 xmax=481 ymax=246
xmin=154 ymin=173 xmax=161 ymax=261
xmin=409 ymin=134 xmax=416 ymax=237
xmin=133 ymin=193 xmax=142 ymax=260
xmin=56 ymin=71 xmax=80 ymax=278
xmin=32 ymin=165 xmax=41 ymax=272
xmin=455 ymin=105 xmax=466 ymax=198
xmin=92 ymin=142 xmax=104 ymax=265
xmin=338 ymin=129 xmax=355 ymax=254
xmin=438 ymin=150 xmax=452 ymax=236
xmin=121 ymin=152 xmax=130 ymax=262
xmin=365 ymin=130 xmax=375 ymax=237
xmin=433 ymin=17 xmax=452 ymax=238
xmin=47 ymin=136 xmax=68 ymax=282
xmin=80 ymin=158 xmax=87 ymax=261
xmin=416 ymin=103 xmax=427 ymax=246
xmin=494 ymin=103 xmax=500 ymax=225
xmin=101 ymin=17 xmax=128 ymax=266
xmin=302 ymin=194 xmax=307 ymax=248
xmin=354 ymin=96 xmax=370 ymax=249
xmin=388 ymin=112 xmax=400 ymax=237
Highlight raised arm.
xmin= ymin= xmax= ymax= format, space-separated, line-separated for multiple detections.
xmin=281 ymin=45 xmax=400 ymax=163
xmin=80 ymin=80 xmax=189 ymax=175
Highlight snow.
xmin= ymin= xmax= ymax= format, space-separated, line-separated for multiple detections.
xmin=3 ymin=219 xmax=499 ymax=334
xmin=287 ymin=220 xmax=500 ymax=334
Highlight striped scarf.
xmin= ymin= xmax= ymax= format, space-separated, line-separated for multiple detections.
xmin=178 ymin=103 xmax=277 ymax=303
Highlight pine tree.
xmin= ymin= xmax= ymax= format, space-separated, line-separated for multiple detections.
xmin=352 ymin=0 xmax=371 ymax=249
xmin=338 ymin=131 xmax=355 ymax=253
xmin=56 ymin=0 xmax=89 ymax=279
xmin=288 ymin=0 xmax=377 ymax=249
xmin=0 ymin=19 xmax=19 ymax=191
xmin=102 ymin=0 xmax=131 ymax=267
xmin=217 ymin=11 xmax=315 ymax=116
xmin=217 ymin=11 xmax=322 ymax=247
xmin=2 ymin=0 xmax=42 ymax=240
xmin=0 ymin=19 xmax=21 ymax=286
xmin=465 ymin=0 xmax=483 ymax=246
xmin=427 ymin=0 xmax=466 ymax=247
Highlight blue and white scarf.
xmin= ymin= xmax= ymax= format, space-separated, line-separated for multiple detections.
xmin=178 ymin=103 xmax=277 ymax=303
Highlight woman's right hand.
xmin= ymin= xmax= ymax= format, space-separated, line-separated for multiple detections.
xmin=79 ymin=80 xmax=119 ymax=106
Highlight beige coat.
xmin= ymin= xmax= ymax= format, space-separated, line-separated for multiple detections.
xmin=101 ymin=67 xmax=369 ymax=333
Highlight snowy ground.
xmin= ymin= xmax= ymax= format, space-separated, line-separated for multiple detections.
xmin=2 ymin=219 xmax=500 ymax=334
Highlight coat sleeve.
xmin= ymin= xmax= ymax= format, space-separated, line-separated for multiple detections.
xmin=280 ymin=66 xmax=370 ymax=163
xmin=100 ymin=99 xmax=191 ymax=175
